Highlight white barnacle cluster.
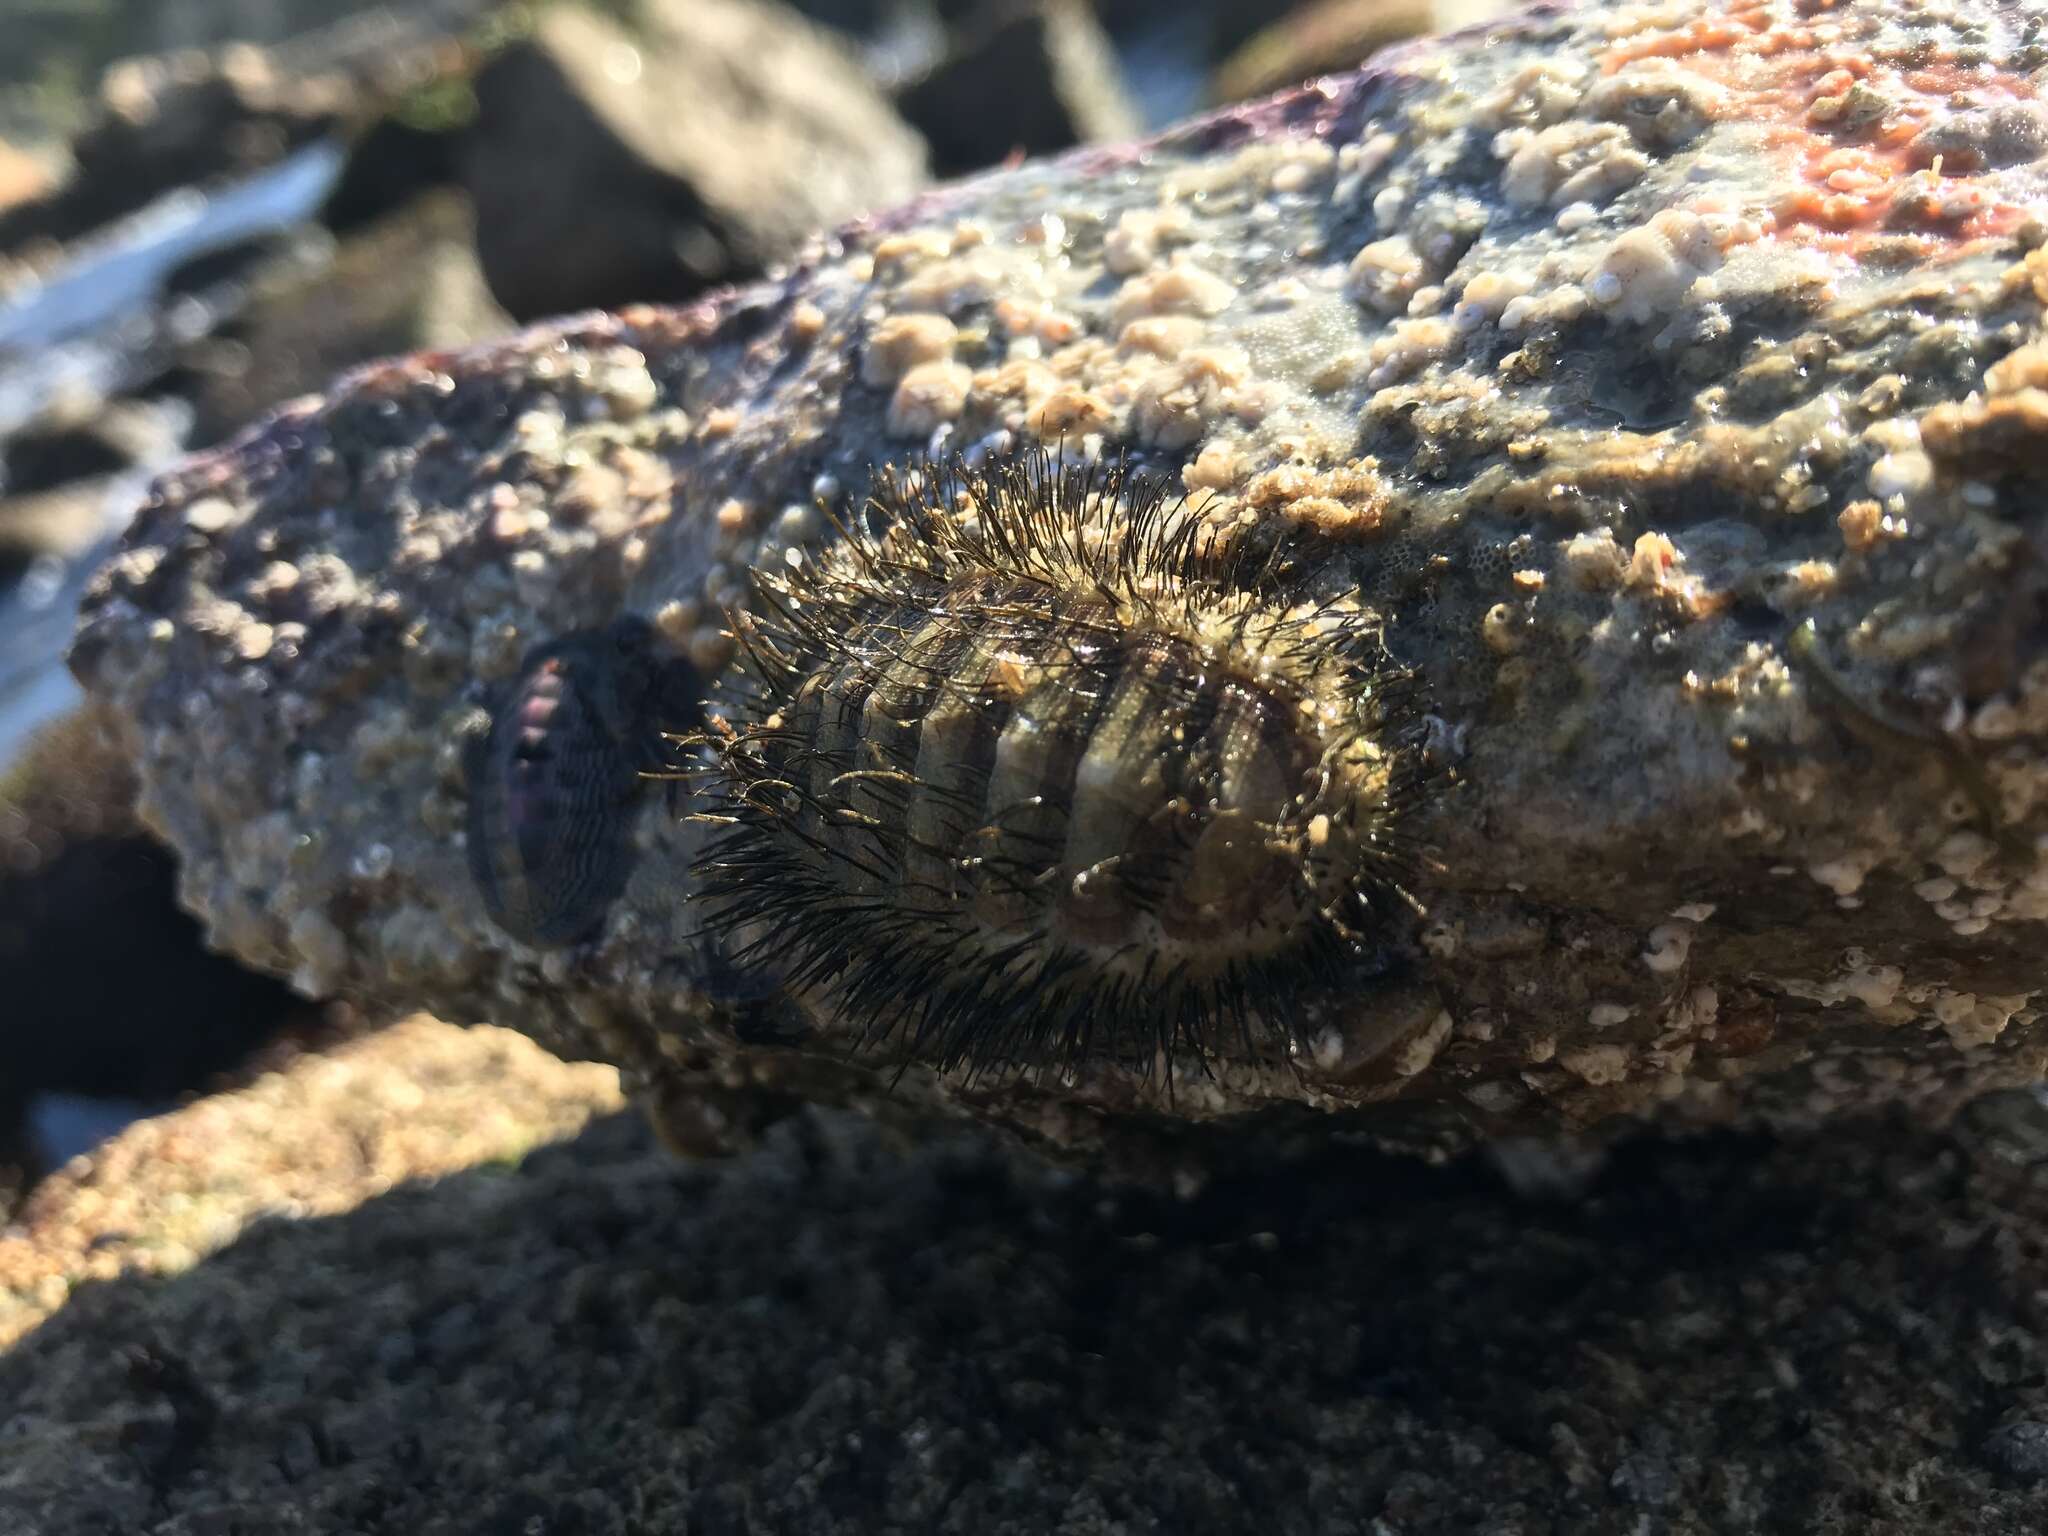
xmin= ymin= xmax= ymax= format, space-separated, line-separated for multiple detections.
xmin=1911 ymin=827 xmax=2048 ymax=935
xmin=1775 ymin=949 xmax=1910 ymax=1021
xmin=1581 ymin=56 xmax=1727 ymax=154
xmin=1102 ymin=204 xmax=1193 ymax=276
xmin=1348 ymin=233 xmax=1430 ymax=315
xmin=859 ymin=239 xmax=983 ymax=442
xmin=1807 ymin=852 xmax=1877 ymax=904
xmin=855 ymin=223 xmax=1050 ymax=447
xmin=1862 ymin=416 xmax=1936 ymax=524
xmin=1586 ymin=209 xmax=1722 ymax=326
xmin=1779 ymin=953 xmax=2038 ymax=1054
xmin=850 ymin=193 xmax=1296 ymax=472
xmin=1972 ymin=666 xmax=2048 ymax=927
xmin=1926 ymin=987 xmax=2032 ymax=1050
xmin=1499 ymin=120 xmax=1648 ymax=211
xmin=1641 ymin=905 xmax=1713 ymax=974
xmin=1324 ymin=29 xmax=1762 ymax=387
xmin=1783 ymin=820 xmax=2045 ymax=1048
xmin=1783 ymin=636 xmax=2045 ymax=951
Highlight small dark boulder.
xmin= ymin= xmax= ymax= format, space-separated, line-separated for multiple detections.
xmin=894 ymin=0 xmax=1141 ymax=176
xmin=0 ymin=707 xmax=305 ymax=1160
xmin=463 ymin=0 xmax=927 ymax=321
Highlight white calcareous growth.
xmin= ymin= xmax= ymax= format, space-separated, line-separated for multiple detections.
xmin=1498 ymin=121 xmax=1649 ymax=208
xmin=885 ymin=360 xmax=973 ymax=440
xmin=1348 ymin=234 xmax=1428 ymax=314
xmin=1587 ymin=210 xmax=1720 ymax=325
xmin=861 ymin=313 xmax=957 ymax=386
xmin=1641 ymin=923 xmax=1694 ymax=974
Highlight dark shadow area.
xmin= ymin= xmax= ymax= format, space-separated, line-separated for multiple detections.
xmin=0 ymin=705 xmax=315 ymax=1200
xmin=0 ymin=833 xmax=301 ymax=1103
xmin=8 ymin=1103 xmax=2048 ymax=1533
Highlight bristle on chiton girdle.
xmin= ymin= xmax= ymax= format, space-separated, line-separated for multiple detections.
xmin=678 ymin=451 xmax=1431 ymax=1080
xmin=466 ymin=617 xmax=700 ymax=946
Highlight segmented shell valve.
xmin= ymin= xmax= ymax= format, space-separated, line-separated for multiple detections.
xmin=467 ymin=617 xmax=701 ymax=946
xmin=688 ymin=452 xmax=1434 ymax=1080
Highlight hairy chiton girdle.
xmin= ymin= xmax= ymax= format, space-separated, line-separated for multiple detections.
xmin=678 ymin=451 xmax=1438 ymax=1082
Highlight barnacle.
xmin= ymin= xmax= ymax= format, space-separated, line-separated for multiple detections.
xmin=681 ymin=452 xmax=1433 ymax=1079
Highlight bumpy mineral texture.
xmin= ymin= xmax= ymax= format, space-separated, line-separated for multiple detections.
xmin=70 ymin=0 xmax=2048 ymax=1172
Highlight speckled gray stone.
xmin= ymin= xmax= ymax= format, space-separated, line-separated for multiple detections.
xmin=68 ymin=0 xmax=2048 ymax=1172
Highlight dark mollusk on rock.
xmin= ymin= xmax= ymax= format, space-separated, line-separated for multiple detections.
xmin=466 ymin=618 xmax=699 ymax=947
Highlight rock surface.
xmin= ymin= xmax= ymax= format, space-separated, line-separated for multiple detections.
xmin=463 ymin=0 xmax=930 ymax=319
xmin=70 ymin=0 xmax=2048 ymax=1171
xmin=178 ymin=189 xmax=508 ymax=448
xmin=0 ymin=1014 xmax=623 ymax=1346
xmin=7 ymin=1014 xmax=2048 ymax=1532
xmin=0 ymin=138 xmax=52 ymax=217
xmin=1213 ymin=0 xmax=1509 ymax=106
xmin=0 ymin=0 xmax=490 ymax=147
xmin=0 ymin=479 xmax=115 ymax=577
xmin=0 ymin=7 xmax=478 ymax=254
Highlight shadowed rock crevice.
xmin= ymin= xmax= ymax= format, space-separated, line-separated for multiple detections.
xmin=0 ymin=706 xmax=312 ymax=1200
xmin=7 ymin=1102 xmax=2048 ymax=1533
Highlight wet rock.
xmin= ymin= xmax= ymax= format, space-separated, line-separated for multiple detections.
xmin=7 ymin=1026 xmax=2048 ymax=1532
xmin=0 ymin=7 xmax=489 ymax=257
xmin=462 ymin=0 xmax=928 ymax=320
xmin=159 ymin=227 xmax=303 ymax=299
xmin=176 ymin=189 xmax=507 ymax=448
xmin=0 ymin=0 xmax=489 ymax=136
xmin=0 ymin=705 xmax=305 ymax=1131
xmin=785 ymin=0 xmax=945 ymax=45
xmin=318 ymin=113 xmax=466 ymax=236
xmin=1986 ymin=1421 xmax=2048 ymax=1483
xmin=1101 ymin=0 xmax=1334 ymax=68
xmin=0 ymin=480 xmax=114 ymax=580
xmin=6 ymin=47 xmax=349 ymax=253
xmin=0 ymin=1014 xmax=623 ymax=1349
xmin=87 ymin=46 xmax=346 ymax=185
xmin=0 ymin=139 xmax=52 ymax=219
xmin=127 ymin=0 xmax=491 ymax=55
xmin=785 ymin=0 xmax=902 ymax=36
xmin=782 ymin=0 xmax=1042 ymax=62
xmin=69 ymin=0 xmax=2048 ymax=1174
xmin=895 ymin=0 xmax=1141 ymax=176
xmin=1953 ymin=1086 xmax=2048 ymax=1172
xmin=1212 ymin=0 xmax=1509 ymax=105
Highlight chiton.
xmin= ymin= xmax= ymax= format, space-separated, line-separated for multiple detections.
xmin=689 ymin=452 xmax=1432 ymax=1078
xmin=466 ymin=617 xmax=699 ymax=946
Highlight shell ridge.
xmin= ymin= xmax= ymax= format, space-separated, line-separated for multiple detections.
xmin=679 ymin=450 xmax=1434 ymax=1079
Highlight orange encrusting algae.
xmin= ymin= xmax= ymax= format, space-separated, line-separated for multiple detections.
xmin=1602 ymin=0 xmax=2034 ymax=252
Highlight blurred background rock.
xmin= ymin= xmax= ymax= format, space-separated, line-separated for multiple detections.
xmin=0 ymin=0 xmax=1506 ymax=1211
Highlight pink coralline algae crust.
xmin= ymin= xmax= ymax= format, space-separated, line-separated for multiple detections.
xmin=1602 ymin=0 xmax=2040 ymax=248
xmin=71 ymin=0 xmax=2048 ymax=1174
